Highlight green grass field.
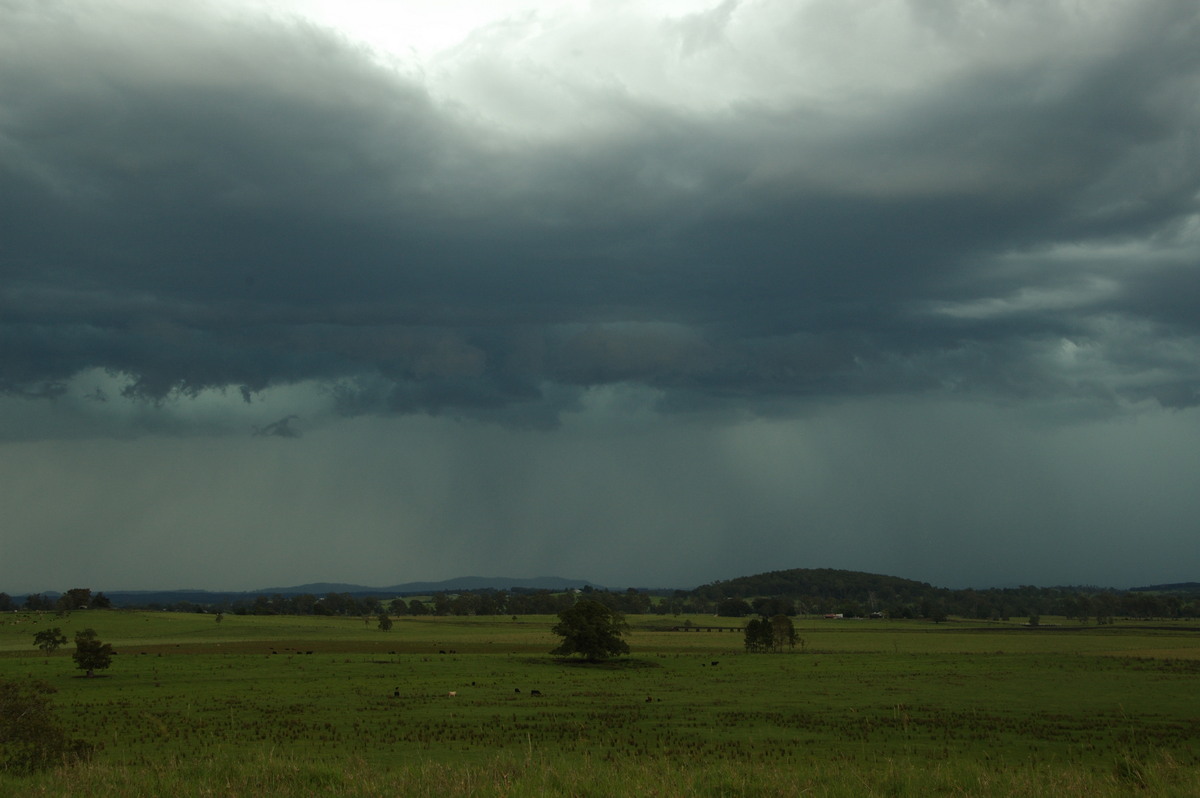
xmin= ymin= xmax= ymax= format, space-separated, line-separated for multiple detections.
xmin=3 ymin=610 xmax=1200 ymax=796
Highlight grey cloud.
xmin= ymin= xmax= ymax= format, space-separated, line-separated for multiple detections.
xmin=1 ymin=0 xmax=1199 ymax=436
xmin=6 ymin=0 xmax=1200 ymax=596
xmin=253 ymin=414 xmax=301 ymax=438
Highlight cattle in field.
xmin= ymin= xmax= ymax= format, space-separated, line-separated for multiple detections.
xmin=447 ymin=691 xmax=457 ymax=697
xmin=530 ymin=689 xmax=542 ymax=697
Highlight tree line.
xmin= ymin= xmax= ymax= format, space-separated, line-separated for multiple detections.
xmin=0 ymin=586 xmax=654 ymax=618
xmin=6 ymin=571 xmax=1200 ymax=622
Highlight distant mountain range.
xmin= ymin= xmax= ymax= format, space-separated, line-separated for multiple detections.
xmin=34 ymin=576 xmax=603 ymax=608
xmin=255 ymin=576 xmax=603 ymax=595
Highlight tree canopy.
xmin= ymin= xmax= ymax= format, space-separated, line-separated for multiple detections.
xmin=744 ymin=615 xmax=798 ymax=653
xmin=550 ymin=599 xmax=630 ymax=662
xmin=72 ymin=629 xmax=113 ymax=677
xmin=32 ymin=628 xmax=67 ymax=655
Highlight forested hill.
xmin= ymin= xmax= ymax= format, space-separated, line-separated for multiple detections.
xmin=691 ymin=568 xmax=935 ymax=604
xmin=684 ymin=568 xmax=1198 ymax=621
xmin=1129 ymin=582 xmax=1200 ymax=593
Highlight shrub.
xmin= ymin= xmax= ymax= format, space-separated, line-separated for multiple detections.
xmin=0 ymin=679 xmax=93 ymax=775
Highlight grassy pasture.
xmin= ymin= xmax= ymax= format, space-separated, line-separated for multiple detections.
xmin=2 ymin=611 xmax=1200 ymax=796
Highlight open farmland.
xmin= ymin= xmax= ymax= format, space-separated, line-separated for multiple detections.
xmin=2 ymin=611 xmax=1200 ymax=796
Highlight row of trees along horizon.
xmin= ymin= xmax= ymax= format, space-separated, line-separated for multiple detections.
xmin=6 ymin=570 xmax=1200 ymax=622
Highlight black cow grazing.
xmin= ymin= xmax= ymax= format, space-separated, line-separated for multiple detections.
xmin=645 ymin=696 xmax=653 ymax=703
xmin=711 ymin=661 xmax=719 ymax=666
xmin=514 ymin=688 xmax=521 ymax=693
xmin=530 ymin=689 xmax=543 ymax=697
xmin=392 ymin=689 xmax=399 ymax=698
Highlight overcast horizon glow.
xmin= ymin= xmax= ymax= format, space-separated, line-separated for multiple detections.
xmin=2 ymin=0 xmax=1198 ymax=594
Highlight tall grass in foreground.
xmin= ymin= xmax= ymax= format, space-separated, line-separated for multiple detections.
xmin=5 ymin=750 xmax=1198 ymax=798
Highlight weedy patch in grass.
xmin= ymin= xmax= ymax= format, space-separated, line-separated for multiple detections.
xmin=541 ymin=657 xmax=662 ymax=670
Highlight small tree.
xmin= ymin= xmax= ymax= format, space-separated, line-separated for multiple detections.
xmin=745 ymin=615 xmax=799 ymax=653
xmin=72 ymin=629 xmax=113 ymax=677
xmin=550 ymin=599 xmax=630 ymax=662
xmin=377 ymin=612 xmax=393 ymax=631
xmin=0 ymin=679 xmax=93 ymax=774
xmin=770 ymin=614 xmax=798 ymax=652
xmin=32 ymin=628 xmax=68 ymax=655
xmin=743 ymin=617 xmax=773 ymax=652
xmin=63 ymin=588 xmax=92 ymax=610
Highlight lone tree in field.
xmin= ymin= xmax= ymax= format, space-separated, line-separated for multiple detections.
xmin=377 ymin=612 xmax=393 ymax=631
xmin=32 ymin=628 xmax=67 ymax=655
xmin=770 ymin=614 xmax=798 ymax=652
xmin=550 ymin=599 xmax=630 ymax=662
xmin=744 ymin=614 xmax=799 ymax=653
xmin=744 ymin=617 xmax=773 ymax=652
xmin=72 ymin=629 xmax=113 ymax=677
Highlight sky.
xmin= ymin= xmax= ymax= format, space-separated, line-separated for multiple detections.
xmin=2 ymin=0 xmax=1199 ymax=594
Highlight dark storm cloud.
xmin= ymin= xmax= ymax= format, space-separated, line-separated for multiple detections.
xmin=2 ymin=0 xmax=1198 ymax=435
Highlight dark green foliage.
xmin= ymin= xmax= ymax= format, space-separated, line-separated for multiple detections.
xmin=32 ymin=627 xmax=67 ymax=654
xmin=744 ymin=615 xmax=797 ymax=653
xmin=0 ymin=679 xmax=92 ymax=774
xmin=63 ymin=588 xmax=92 ymax=610
xmin=743 ymin=618 xmax=773 ymax=652
xmin=716 ymin=598 xmax=753 ymax=617
xmin=752 ymin=596 xmax=796 ymax=617
xmin=377 ymin=613 xmax=393 ymax=631
xmin=72 ymin=629 xmax=114 ymax=677
xmin=692 ymin=567 xmax=1198 ymax=620
xmin=770 ymin=614 xmax=797 ymax=650
xmin=23 ymin=593 xmax=53 ymax=611
xmin=550 ymin=599 xmax=630 ymax=661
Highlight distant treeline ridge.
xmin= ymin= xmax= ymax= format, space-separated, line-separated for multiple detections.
xmin=5 ymin=569 xmax=1199 ymax=621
